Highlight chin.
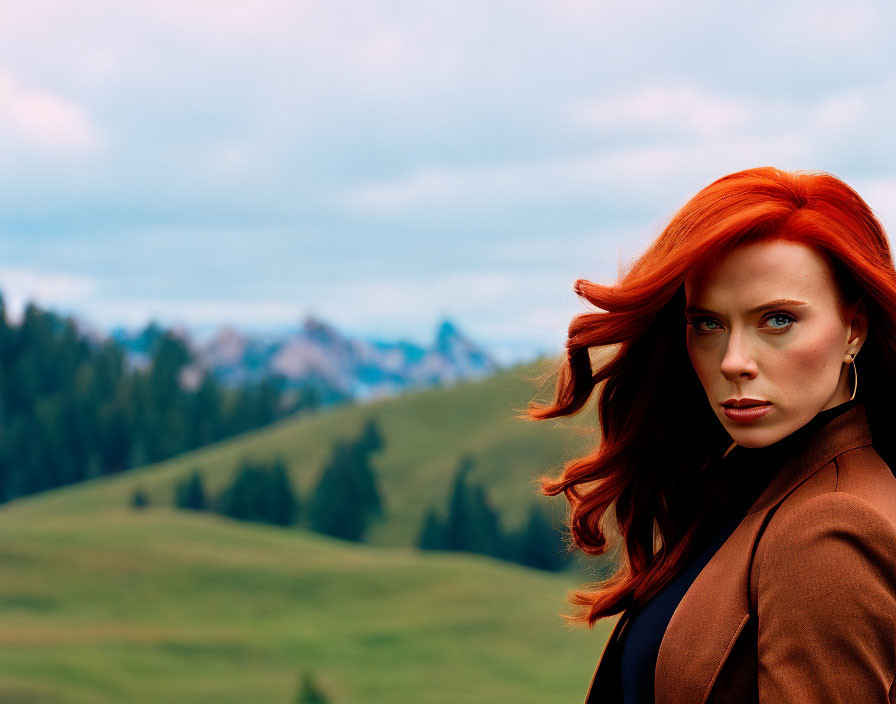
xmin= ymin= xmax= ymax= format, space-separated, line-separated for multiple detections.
xmin=722 ymin=421 xmax=782 ymax=449
xmin=730 ymin=433 xmax=775 ymax=449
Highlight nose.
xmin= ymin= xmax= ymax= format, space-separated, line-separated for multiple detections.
xmin=719 ymin=328 xmax=759 ymax=380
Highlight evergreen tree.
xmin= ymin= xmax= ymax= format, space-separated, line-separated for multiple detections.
xmin=513 ymin=503 xmax=572 ymax=571
xmin=96 ymin=382 xmax=133 ymax=475
xmin=144 ymin=333 xmax=192 ymax=461
xmin=294 ymin=668 xmax=329 ymax=704
xmin=307 ymin=440 xmax=367 ymax=540
xmin=217 ymin=461 xmax=269 ymax=522
xmin=214 ymin=458 xmax=297 ymax=526
xmin=0 ymin=295 xmax=323 ymax=507
xmin=467 ymin=483 xmax=506 ymax=558
xmin=443 ymin=454 xmax=476 ymax=551
xmin=131 ymin=486 xmax=150 ymax=509
xmin=440 ymin=454 xmax=509 ymax=559
xmin=264 ymin=458 xmax=299 ymax=526
xmin=357 ymin=417 xmax=383 ymax=454
xmin=189 ymin=374 xmax=224 ymax=448
xmin=174 ymin=468 xmax=207 ymax=511
xmin=417 ymin=506 xmax=446 ymax=550
xmin=307 ymin=431 xmax=384 ymax=541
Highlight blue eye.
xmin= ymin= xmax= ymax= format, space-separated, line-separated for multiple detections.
xmin=765 ymin=313 xmax=796 ymax=330
xmin=685 ymin=312 xmax=797 ymax=334
xmin=687 ymin=316 xmax=721 ymax=333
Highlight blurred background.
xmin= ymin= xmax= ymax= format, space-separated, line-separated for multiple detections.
xmin=0 ymin=1 xmax=893 ymax=701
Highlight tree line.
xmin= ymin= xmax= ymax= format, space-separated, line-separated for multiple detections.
xmin=134 ymin=419 xmax=386 ymax=540
xmin=417 ymin=453 xmax=572 ymax=571
xmin=135 ymin=419 xmax=571 ymax=572
xmin=0 ymin=296 xmax=323 ymax=504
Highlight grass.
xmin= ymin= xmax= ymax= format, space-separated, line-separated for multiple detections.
xmin=0 ymin=505 xmax=617 ymax=703
xmin=0 ymin=355 xmax=620 ymax=702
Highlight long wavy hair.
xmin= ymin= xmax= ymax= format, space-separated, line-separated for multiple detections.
xmin=526 ymin=166 xmax=896 ymax=627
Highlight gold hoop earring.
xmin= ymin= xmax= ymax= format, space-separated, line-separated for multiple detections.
xmin=849 ymin=353 xmax=858 ymax=401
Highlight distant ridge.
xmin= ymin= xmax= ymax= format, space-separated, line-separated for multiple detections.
xmin=112 ymin=313 xmax=502 ymax=402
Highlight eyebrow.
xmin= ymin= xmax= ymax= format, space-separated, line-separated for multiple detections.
xmin=685 ymin=298 xmax=809 ymax=316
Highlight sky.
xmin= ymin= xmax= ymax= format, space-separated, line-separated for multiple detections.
xmin=1 ymin=0 xmax=895 ymax=365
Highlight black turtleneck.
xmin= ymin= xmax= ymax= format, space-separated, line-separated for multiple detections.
xmin=617 ymin=395 xmax=863 ymax=704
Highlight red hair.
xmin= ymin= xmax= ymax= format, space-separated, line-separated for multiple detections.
xmin=524 ymin=166 xmax=896 ymax=627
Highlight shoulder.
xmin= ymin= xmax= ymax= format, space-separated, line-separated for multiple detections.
xmin=758 ymin=446 xmax=896 ymax=597
xmin=751 ymin=446 xmax=896 ymax=699
xmin=768 ymin=444 xmax=896 ymax=536
xmin=833 ymin=444 xmax=896 ymax=512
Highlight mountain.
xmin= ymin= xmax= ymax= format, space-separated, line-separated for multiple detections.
xmin=112 ymin=314 xmax=502 ymax=402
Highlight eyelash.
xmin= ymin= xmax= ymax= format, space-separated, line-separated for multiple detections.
xmin=686 ymin=312 xmax=796 ymax=334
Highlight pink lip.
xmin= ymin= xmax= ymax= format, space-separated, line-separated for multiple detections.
xmin=723 ymin=402 xmax=773 ymax=422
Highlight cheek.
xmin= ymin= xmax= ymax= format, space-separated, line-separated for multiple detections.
xmin=685 ymin=335 xmax=711 ymax=383
xmin=768 ymin=328 xmax=842 ymax=390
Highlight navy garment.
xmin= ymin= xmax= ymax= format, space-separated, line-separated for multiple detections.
xmin=618 ymin=396 xmax=863 ymax=704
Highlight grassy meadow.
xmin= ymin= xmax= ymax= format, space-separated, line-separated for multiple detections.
xmin=0 ymin=355 xmax=620 ymax=702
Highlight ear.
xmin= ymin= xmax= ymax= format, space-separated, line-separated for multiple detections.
xmin=845 ymin=299 xmax=869 ymax=355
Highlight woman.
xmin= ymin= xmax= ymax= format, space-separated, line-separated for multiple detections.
xmin=526 ymin=167 xmax=896 ymax=702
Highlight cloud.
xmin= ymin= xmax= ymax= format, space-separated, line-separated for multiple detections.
xmin=763 ymin=2 xmax=878 ymax=48
xmin=340 ymin=135 xmax=813 ymax=214
xmin=849 ymin=176 xmax=896 ymax=236
xmin=67 ymin=267 xmax=579 ymax=344
xmin=340 ymin=82 xmax=878 ymax=216
xmin=0 ymin=0 xmax=891 ymax=369
xmin=0 ymin=267 xmax=97 ymax=322
xmin=568 ymin=82 xmax=755 ymax=136
xmin=0 ymin=70 xmax=102 ymax=154
xmin=85 ymin=298 xmax=307 ymax=330
xmin=567 ymin=82 xmax=870 ymax=140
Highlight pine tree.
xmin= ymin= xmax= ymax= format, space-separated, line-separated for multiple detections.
xmin=145 ymin=333 xmax=192 ymax=461
xmin=217 ymin=461 xmax=269 ymax=522
xmin=357 ymin=417 xmax=383 ymax=453
xmin=440 ymin=454 xmax=509 ymax=559
xmin=307 ymin=440 xmax=367 ymax=540
xmin=213 ymin=459 xmax=300 ymax=527
xmin=417 ymin=506 xmax=446 ymax=550
xmin=264 ymin=458 xmax=299 ymax=525
xmin=307 ymin=430 xmax=384 ymax=542
xmin=189 ymin=374 xmax=223 ymax=448
xmin=0 ymin=293 xmax=324 ymax=507
xmin=514 ymin=503 xmax=571 ymax=571
xmin=294 ymin=668 xmax=329 ymax=704
xmin=174 ymin=468 xmax=207 ymax=511
xmin=467 ymin=483 xmax=505 ymax=558
xmin=131 ymin=486 xmax=150 ymax=509
xmin=443 ymin=454 xmax=476 ymax=551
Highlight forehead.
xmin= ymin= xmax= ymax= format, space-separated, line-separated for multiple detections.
xmin=684 ymin=239 xmax=837 ymax=306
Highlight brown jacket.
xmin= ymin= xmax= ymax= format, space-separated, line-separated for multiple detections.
xmin=583 ymin=403 xmax=896 ymax=703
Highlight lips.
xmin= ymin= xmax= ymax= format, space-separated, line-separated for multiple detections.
xmin=722 ymin=400 xmax=773 ymax=422
xmin=722 ymin=398 xmax=771 ymax=408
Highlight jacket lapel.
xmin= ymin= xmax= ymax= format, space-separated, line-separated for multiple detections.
xmin=653 ymin=403 xmax=874 ymax=704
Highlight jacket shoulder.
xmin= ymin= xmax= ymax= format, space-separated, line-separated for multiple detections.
xmin=769 ymin=444 xmax=896 ymax=531
xmin=833 ymin=444 xmax=896 ymax=517
xmin=757 ymin=445 xmax=896 ymax=568
xmin=753 ymin=452 xmax=896 ymax=701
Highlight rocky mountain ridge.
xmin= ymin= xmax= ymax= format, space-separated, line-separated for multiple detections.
xmin=111 ymin=315 xmax=501 ymax=402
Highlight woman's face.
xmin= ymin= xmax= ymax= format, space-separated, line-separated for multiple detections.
xmin=684 ymin=238 xmax=867 ymax=448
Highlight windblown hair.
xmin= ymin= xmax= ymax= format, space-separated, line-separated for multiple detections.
xmin=526 ymin=166 xmax=896 ymax=627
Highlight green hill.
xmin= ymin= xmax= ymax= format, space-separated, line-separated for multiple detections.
xmin=0 ymin=505 xmax=616 ymax=703
xmin=2 ymin=356 xmax=601 ymax=548
xmin=0 ymin=356 xmax=618 ymax=702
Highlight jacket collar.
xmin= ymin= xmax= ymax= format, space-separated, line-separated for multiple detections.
xmin=653 ymin=401 xmax=874 ymax=704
